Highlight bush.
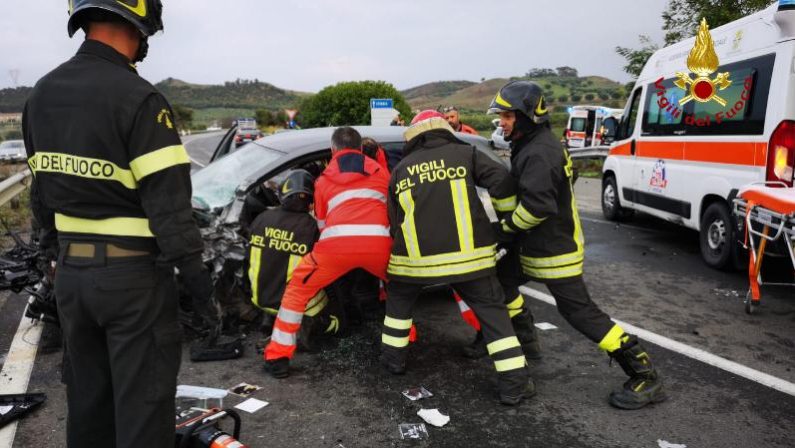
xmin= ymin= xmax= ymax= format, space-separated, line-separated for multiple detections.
xmin=598 ymin=92 xmax=610 ymax=101
xmin=584 ymin=93 xmax=595 ymax=101
xmin=557 ymin=95 xmax=568 ymax=103
xmin=299 ymin=81 xmax=412 ymax=128
xmin=571 ymin=94 xmax=582 ymax=102
xmin=611 ymin=90 xmax=624 ymax=100
xmin=4 ymin=130 xmax=22 ymax=140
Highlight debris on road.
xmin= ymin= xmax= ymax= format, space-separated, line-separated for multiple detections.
xmin=0 ymin=393 xmax=46 ymax=428
xmin=534 ymin=322 xmax=558 ymax=331
xmin=402 ymin=386 xmax=433 ymax=401
xmin=658 ymin=440 xmax=687 ymax=448
xmin=398 ymin=423 xmax=429 ymax=440
xmin=189 ymin=334 xmax=243 ymax=362
xmin=234 ymin=398 xmax=269 ymax=414
xmin=228 ymin=382 xmax=262 ymax=397
xmin=176 ymin=385 xmax=228 ymax=409
xmin=712 ymin=288 xmax=741 ymax=299
xmin=417 ymin=408 xmax=449 ymax=428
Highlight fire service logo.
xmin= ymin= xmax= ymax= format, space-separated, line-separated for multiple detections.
xmin=654 ymin=19 xmax=753 ymax=127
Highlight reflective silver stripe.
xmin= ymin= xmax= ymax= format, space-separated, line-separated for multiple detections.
xmin=271 ymin=328 xmax=297 ymax=346
xmin=327 ymin=189 xmax=386 ymax=213
xmin=319 ymin=224 xmax=390 ymax=240
xmin=317 ymin=219 xmax=326 ymax=230
xmin=277 ymin=308 xmax=303 ymax=325
xmin=457 ymin=299 xmax=471 ymax=313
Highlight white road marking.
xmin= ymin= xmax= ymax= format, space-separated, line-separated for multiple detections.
xmin=0 ymin=308 xmax=43 ymax=448
xmin=519 ymin=285 xmax=795 ymax=398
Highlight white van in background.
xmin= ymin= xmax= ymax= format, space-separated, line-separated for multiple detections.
xmin=602 ymin=2 xmax=795 ymax=269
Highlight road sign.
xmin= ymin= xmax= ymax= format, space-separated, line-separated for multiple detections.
xmin=370 ymin=98 xmax=394 ymax=109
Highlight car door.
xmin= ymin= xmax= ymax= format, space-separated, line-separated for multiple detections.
xmin=611 ymin=86 xmax=644 ymax=207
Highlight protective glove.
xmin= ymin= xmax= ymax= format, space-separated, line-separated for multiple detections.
xmin=180 ymin=259 xmax=221 ymax=335
xmin=493 ymin=220 xmax=517 ymax=244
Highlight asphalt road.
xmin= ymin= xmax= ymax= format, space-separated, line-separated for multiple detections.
xmin=0 ymin=136 xmax=792 ymax=447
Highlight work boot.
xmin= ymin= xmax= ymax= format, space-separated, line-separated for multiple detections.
xmin=264 ymin=357 xmax=290 ymax=379
xmin=512 ymin=311 xmax=542 ymax=360
xmin=498 ymin=367 xmax=536 ymax=406
xmin=297 ymin=314 xmax=340 ymax=352
xmin=607 ymin=335 xmax=666 ymax=410
xmin=380 ymin=346 xmax=407 ymax=375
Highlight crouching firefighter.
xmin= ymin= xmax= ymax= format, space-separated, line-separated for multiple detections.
xmin=23 ymin=1 xmax=220 ymax=446
xmin=247 ymin=170 xmax=338 ymax=347
xmin=381 ymin=110 xmax=534 ymax=405
xmin=487 ymin=81 xmax=666 ymax=409
xmin=264 ymin=127 xmax=392 ymax=378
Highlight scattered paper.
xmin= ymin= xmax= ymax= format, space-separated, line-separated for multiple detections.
xmin=658 ymin=440 xmax=687 ymax=448
xmin=234 ymin=398 xmax=270 ymax=414
xmin=398 ymin=423 xmax=429 ymax=440
xmin=402 ymin=386 xmax=433 ymax=401
xmin=535 ymin=322 xmax=558 ymax=331
xmin=0 ymin=405 xmax=12 ymax=416
xmin=228 ymin=382 xmax=262 ymax=397
xmin=417 ymin=408 xmax=449 ymax=428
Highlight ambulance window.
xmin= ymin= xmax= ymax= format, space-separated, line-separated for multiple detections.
xmin=570 ymin=117 xmax=586 ymax=132
xmin=684 ymin=53 xmax=774 ymax=136
xmin=618 ymin=88 xmax=642 ymax=140
xmin=642 ymin=78 xmax=685 ymax=136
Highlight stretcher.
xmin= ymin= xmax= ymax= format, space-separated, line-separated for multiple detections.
xmin=732 ymin=182 xmax=795 ymax=314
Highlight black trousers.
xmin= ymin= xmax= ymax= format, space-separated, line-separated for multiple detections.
xmin=55 ymin=246 xmax=181 ymax=448
xmin=498 ymin=249 xmax=613 ymax=343
xmin=383 ymin=276 xmax=526 ymax=375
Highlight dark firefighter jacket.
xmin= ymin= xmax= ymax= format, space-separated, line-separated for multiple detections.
xmin=247 ymin=207 xmax=322 ymax=314
xmin=22 ymin=40 xmax=204 ymax=274
xmin=504 ymin=125 xmax=584 ymax=281
xmin=387 ymin=129 xmax=516 ymax=284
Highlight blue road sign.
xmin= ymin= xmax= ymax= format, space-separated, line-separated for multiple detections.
xmin=370 ymin=98 xmax=394 ymax=109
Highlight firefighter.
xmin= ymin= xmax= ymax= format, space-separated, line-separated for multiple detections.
xmin=444 ymin=106 xmax=478 ymax=135
xmin=381 ymin=110 xmax=534 ymax=406
xmin=487 ymin=81 xmax=666 ymax=409
xmin=22 ymin=1 xmax=219 ymax=446
xmin=247 ymin=169 xmax=338 ymax=342
xmin=264 ymin=127 xmax=392 ymax=378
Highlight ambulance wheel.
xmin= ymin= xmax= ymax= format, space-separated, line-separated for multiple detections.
xmin=700 ymin=202 xmax=734 ymax=270
xmin=602 ymin=175 xmax=632 ymax=221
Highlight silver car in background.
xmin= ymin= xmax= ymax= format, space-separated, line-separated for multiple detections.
xmin=0 ymin=140 xmax=27 ymax=163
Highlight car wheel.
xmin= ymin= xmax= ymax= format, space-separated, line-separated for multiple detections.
xmin=700 ymin=201 xmax=735 ymax=270
xmin=602 ymin=175 xmax=632 ymax=221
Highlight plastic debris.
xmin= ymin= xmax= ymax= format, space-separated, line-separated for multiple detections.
xmin=234 ymin=398 xmax=269 ymax=414
xmin=228 ymin=382 xmax=262 ymax=397
xmin=417 ymin=408 xmax=449 ymax=428
xmin=657 ymin=440 xmax=687 ymax=448
xmin=402 ymin=386 xmax=433 ymax=401
xmin=176 ymin=385 xmax=228 ymax=410
xmin=534 ymin=322 xmax=558 ymax=331
xmin=0 ymin=393 xmax=46 ymax=428
xmin=398 ymin=423 xmax=429 ymax=440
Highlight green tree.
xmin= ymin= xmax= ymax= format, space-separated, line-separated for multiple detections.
xmin=598 ymin=91 xmax=611 ymax=101
xmin=585 ymin=93 xmax=595 ymax=101
xmin=663 ymin=0 xmax=773 ymax=45
xmin=616 ymin=35 xmax=659 ymax=79
xmin=171 ymin=104 xmax=194 ymax=131
xmin=610 ymin=90 xmax=624 ymax=100
xmin=299 ymin=81 xmax=412 ymax=128
xmin=571 ymin=94 xmax=583 ymax=102
xmin=556 ymin=66 xmax=579 ymax=77
xmin=557 ymin=95 xmax=569 ymax=103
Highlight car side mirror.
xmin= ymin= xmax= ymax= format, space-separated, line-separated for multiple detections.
xmin=605 ymin=117 xmax=622 ymax=142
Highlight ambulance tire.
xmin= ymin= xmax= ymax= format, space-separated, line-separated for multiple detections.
xmin=700 ymin=201 xmax=735 ymax=270
xmin=601 ymin=175 xmax=633 ymax=221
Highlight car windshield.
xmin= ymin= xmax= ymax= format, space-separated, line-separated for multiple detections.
xmin=0 ymin=141 xmax=23 ymax=149
xmin=191 ymin=143 xmax=282 ymax=210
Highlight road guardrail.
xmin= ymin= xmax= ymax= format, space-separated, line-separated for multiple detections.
xmin=569 ymin=145 xmax=610 ymax=159
xmin=0 ymin=169 xmax=32 ymax=208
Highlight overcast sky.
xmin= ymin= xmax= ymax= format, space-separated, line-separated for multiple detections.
xmin=0 ymin=0 xmax=668 ymax=91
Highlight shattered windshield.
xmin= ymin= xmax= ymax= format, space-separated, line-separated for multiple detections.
xmin=191 ymin=143 xmax=282 ymax=211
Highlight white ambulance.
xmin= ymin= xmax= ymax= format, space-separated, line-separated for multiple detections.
xmin=565 ymin=105 xmax=623 ymax=148
xmin=602 ymin=2 xmax=795 ymax=269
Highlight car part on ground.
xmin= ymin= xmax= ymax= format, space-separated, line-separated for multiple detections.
xmin=0 ymin=393 xmax=47 ymax=429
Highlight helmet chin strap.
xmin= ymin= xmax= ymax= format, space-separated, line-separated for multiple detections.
xmin=134 ymin=36 xmax=149 ymax=63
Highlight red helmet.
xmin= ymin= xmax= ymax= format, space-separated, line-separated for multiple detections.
xmin=410 ymin=110 xmax=446 ymax=125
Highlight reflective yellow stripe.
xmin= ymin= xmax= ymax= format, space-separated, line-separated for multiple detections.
xmin=55 ymin=213 xmax=154 ymax=237
xmin=28 ymin=152 xmax=137 ymax=189
xmin=286 ymin=254 xmax=302 ymax=282
xmin=129 ymin=145 xmax=190 ymax=180
xmin=304 ymin=291 xmax=328 ymax=317
xmin=598 ymin=324 xmax=626 ymax=352
xmin=491 ymin=195 xmax=518 ymax=212
xmin=507 ymin=294 xmax=524 ymax=318
xmin=398 ymin=190 xmax=421 ymax=258
xmin=451 ymin=179 xmax=474 ymax=253
xmin=264 ymin=307 xmax=278 ymax=316
xmin=388 ymin=256 xmax=496 ymax=278
xmin=486 ymin=336 xmax=521 ymax=355
xmin=512 ymin=203 xmax=545 ymax=230
xmin=520 ymin=262 xmax=583 ymax=280
xmin=494 ymin=356 xmax=526 ymax=372
xmin=248 ymin=247 xmax=262 ymax=308
xmin=520 ymin=249 xmax=584 ymax=268
xmin=325 ymin=315 xmax=340 ymax=334
xmin=384 ymin=316 xmax=413 ymax=330
xmin=389 ymin=245 xmax=496 ymax=267
xmin=382 ymin=333 xmax=410 ymax=348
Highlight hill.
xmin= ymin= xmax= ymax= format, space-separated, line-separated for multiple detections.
xmin=403 ymin=75 xmax=627 ymax=111
xmin=154 ymin=78 xmax=307 ymax=110
xmin=0 ymin=87 xmax=33 ymax=113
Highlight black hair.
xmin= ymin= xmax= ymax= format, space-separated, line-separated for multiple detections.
xmin=76 ymin=8 xmax=130 ymax=34
xmin=331 ymin=127 xmax=362 ymax=151
xmin=361 ymin=137 xmax=379 ymax=160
